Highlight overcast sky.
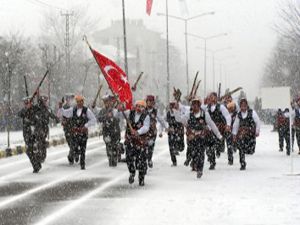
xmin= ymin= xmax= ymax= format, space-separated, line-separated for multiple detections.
xmin=0 ymin=0 xmax=283 ymax=100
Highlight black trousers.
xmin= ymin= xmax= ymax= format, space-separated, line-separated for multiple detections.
xmin=64 ymin=129 xmax=74 ymax=158
xmin=126 ymin=144 xmax=147 ymax=178
xmin=295 ymin=128 xmax=300 ymax=150
xmin=225 ymin=133 xmax=234 ymax=163
xmin=212 ymin=136 xmax=225 ymax=157
xmin=278 ymin=127 xmax=290 ymax=153
xmin=185 ymin=141 xmax=192 ymax=164
xmin=237 ymin=136 xmax=256 ymax=166
xmin=105 ymin=141 xmax=119 ymax=166
xmin=207 ymin=135 xmax=219 ymax=166
xmin=147 ymin=135 xmax=157 ymax=162
xmin=73 ymin=136 xmax=88 ymax=167
xmin=36 ymin=131 xmax=48 ymax=162
xmin=25 ymin=138 xmax=41 ymax=170
xmin=168 ymin=134 xmax=184 ymax=164
xmin=189 ymin=138 xmax=206 ymax=172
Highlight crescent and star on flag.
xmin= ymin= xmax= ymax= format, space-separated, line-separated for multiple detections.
xmin=104 ymin=65 xmax=129 ymax=85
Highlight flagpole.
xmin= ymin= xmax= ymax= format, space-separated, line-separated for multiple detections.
xmin=83 ymin=35 xmax=135 ymax=132
xmin=122 ymin=0 xmax=129 ymax=79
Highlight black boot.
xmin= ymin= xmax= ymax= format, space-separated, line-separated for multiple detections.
xmin=129 ymin=173 xmax=135 ymax=184
xmin=139 ymin=176 xmax=145 ymax=186
xmin=68 ymin=155 xmax=74 ymax=165
xmin=184 ymin=159 xmax=190 ymax=166
xmin=240 ymin=163 xmax=246 ymax=170
xmin=197 ymin=171 xmax=203 ymax=178
xmin=209 ymin=163 xmax=215 ymax=170
xmin=75 ymin=154 xmax=79 ymax=163
xmin=148 ymin=160 xmax=153 ymax=168
xmin=33 ymin=163 xmax=42 ymax=173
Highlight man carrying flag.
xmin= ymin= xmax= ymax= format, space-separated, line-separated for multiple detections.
xmin=84 ymin=36 xmax=151 ymax=185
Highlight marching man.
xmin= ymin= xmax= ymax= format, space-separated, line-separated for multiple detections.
xmin=121 ymin=100 xmax=150 ymax=186
xmin=58 ymin=95 xmax=96 ymax=170
xmin=232 ymin=98 xmax=260 ymax=170
xmin=173 ymin=99 xmax=223 ymax=178
xmin=207 ymin=92 xmax=232 ymax=169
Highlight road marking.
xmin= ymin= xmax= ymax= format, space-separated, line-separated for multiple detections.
xmin=0 ymin=141 xmax=104 ymax=182
xmin=0 ymin=149 xmax=108 ymax=208
xmin=33 ymin=143 xmax=169 ymax=225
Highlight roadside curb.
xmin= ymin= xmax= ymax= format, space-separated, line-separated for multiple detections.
xmin=0 ymin=130 xmax=101 ymax=159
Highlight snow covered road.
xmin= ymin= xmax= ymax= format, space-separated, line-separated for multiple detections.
xmin=0 ymin=125 xmax=299 ymax=225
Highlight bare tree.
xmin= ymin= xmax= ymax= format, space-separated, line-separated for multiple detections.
xmin=263 ymin=0 xmax=300 ymax=97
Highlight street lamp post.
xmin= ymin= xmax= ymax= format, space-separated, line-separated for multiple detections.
xmin=166 ymin=0 xmax=170 ymax=104
xmin=157 ymin=11 xmax=214 ymax=95
xmin=197 ymin=46 xmax=232 ymax=91
xmin=215 ymin=55 xmax=237 ymax=88
xmin=187 ymin=32 xmax=228 ymax=95
xmin=4 ymin=51 xmax=11 ymax=150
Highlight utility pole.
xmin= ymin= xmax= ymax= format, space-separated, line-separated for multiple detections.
xmin=136 ymin=47 xmax=140 ymax=74
xmin=157 ymin=11 xmax=215 ymax=96
xmin=61 ymin=11 xmax=73 ymax=92
xmin=122 ymin=0 xmax=129 ymax=78
xmin=115 ymin=37 xmax=121 ymax=66
xmin=166 ymin=0 xmax=170 ymax=104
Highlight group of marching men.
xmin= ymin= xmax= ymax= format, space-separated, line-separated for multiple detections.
xmin=275 ymin=97 xmax=300 ymax=156
xmin=18 ymin=91 xmax=261 ymax=185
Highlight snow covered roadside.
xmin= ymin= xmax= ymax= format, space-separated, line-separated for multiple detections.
xmin=0 ymin=124 xmax=100 ymax=150
xmin=62 ymin=124 xmax=300 ymax=225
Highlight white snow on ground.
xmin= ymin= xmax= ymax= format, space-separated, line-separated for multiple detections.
xmin=0 ymin=125 xmax=300 ymax=225
xmin=36 ymin=125 xmax=300 ymax=225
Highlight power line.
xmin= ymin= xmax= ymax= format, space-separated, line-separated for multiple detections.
xmin=25 ymin=0 xmax=66 ymax=11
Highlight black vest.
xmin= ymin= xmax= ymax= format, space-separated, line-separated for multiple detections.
xmin=148 ymin=108 xmax=157 ymax=123
xmin=99 ymin=108 xmax=121 ymax=141
xmin=208 ymin=103 xmax=226 ymax=125
xmin=187 ymin=110 xmax=207 ymax=131
xmin=238 ymin=109 xmax=256 ymax=132
xmin=166 ymin=111 xmax=184 ymax=134
xmin=18 ymin=107 xmax=37 ymax=140
xmin=72 ymin=106 xmax=89 ymax=128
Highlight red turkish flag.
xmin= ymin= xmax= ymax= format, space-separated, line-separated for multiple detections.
xmin=146 ymin=0 xmax=153 ymax=15
xmin=91 ymin=49 xmax=133 ymax=109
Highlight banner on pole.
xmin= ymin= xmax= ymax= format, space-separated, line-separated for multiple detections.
xmin=261 ymin=87 xmax=291 ymax=109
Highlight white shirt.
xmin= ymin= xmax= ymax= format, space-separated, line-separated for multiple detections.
xmin=232 ymin=110 xmax=260 ymax=135
xmin=57 ymin=106 xmax=97 ymax=128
